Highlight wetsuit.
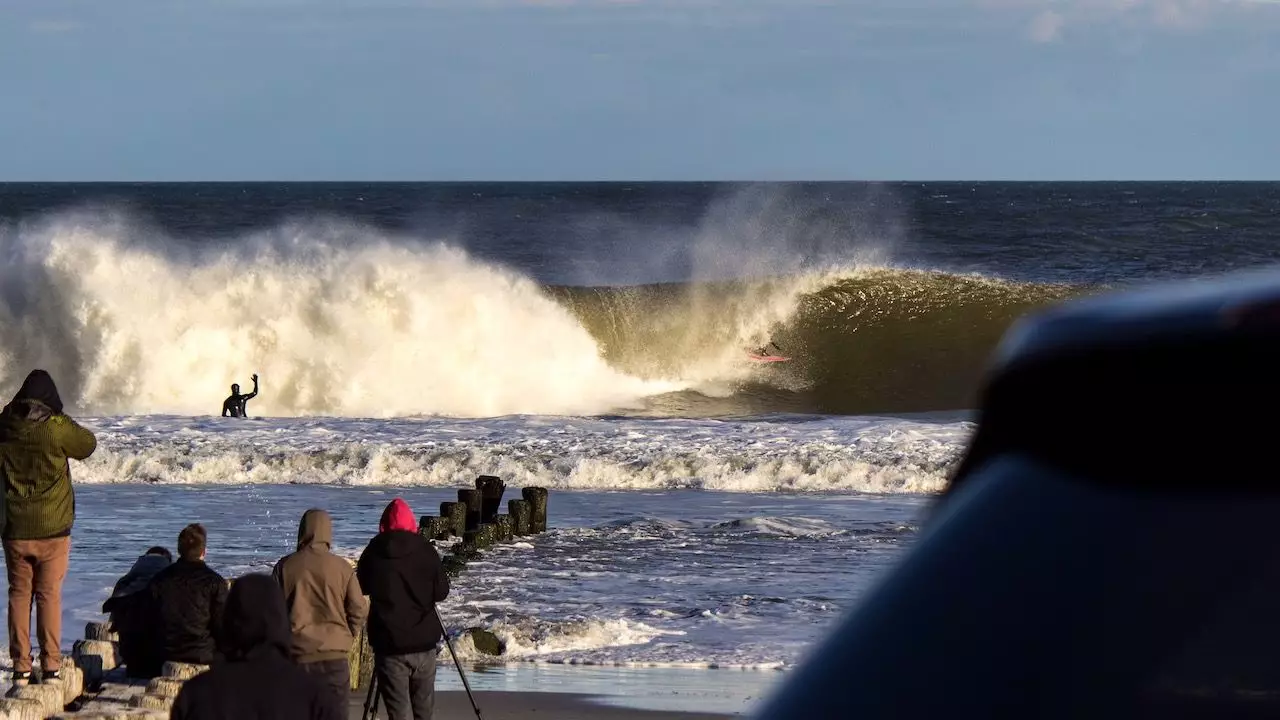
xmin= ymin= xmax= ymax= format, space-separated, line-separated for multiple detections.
xmin=221 ymin=379 xmax=258 ymax=418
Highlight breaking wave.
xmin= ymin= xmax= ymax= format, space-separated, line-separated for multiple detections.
xmin=0 ymin=210 xmax=1089 ymax=418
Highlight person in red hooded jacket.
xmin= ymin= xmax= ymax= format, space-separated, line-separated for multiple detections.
xmin=356 ymin=498 xmax=450 ymax=720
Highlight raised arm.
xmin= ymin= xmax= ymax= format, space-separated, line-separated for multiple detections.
xmin=52 ymin=415 xmax=97 ymax=460
xmin=244 ymin=373 xmax=259 ymax=401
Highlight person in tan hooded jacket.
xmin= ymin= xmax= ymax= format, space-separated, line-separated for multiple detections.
xmin=272 ymin=509 xmax=368 ymax=717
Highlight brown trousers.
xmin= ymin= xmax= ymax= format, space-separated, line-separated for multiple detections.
xmin=4 ymin=535 xmax=71 ymax=673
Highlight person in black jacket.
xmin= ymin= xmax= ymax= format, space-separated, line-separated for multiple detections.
xmin=170 ymin=573 xmax=341 ymax=720
xmin=102 ymin=546 xmax=172 ymax=678
xmin=149 ymin=524 xmax=228 ymax=666
xmin=357 ymin=498 xmax=450 ymax=720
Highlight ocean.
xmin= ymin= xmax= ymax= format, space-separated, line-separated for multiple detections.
xmin=2 ymin=181 xmax=1279 ymax=712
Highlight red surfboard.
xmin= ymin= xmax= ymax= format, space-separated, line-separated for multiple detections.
xmin=747 ymin=354 xmax=791 ymax=363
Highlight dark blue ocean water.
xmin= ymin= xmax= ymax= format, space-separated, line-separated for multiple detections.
xmin=4 ymin=182 xmax=1279 ymax=286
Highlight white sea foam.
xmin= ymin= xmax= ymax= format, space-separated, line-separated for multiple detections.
xmin=0 ymin=215 xmax=871 ymax=419
xmin=75 ymin=413 xmax=971 ymax=494
xmin=0 ymin=217 xmax=687 ymax=417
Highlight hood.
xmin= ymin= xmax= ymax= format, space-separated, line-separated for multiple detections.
xmin=297 ymin=508 xmax=333 ymax=551
xmin=1 ymin=399 xmax=53 ymax=426
xmin=222 ymin=573 xmax=292 ymax=661
xmin=112 ymin=553 xmax=173 ymax=598
xmin=103 ymin=552 xmax=173 ymax=612
xmin=379 ymin=498 xmax=417 ymax=534
xmin=10 ymin=370 xmax=63 ymax=414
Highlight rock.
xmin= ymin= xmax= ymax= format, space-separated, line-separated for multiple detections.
xmin=53 ymin=663 xmax=84 ymax=706
xmin=0 ymin=697 xmax=45 ymax=720
xmin=441 ymin=553 xmax=468 ymax=578
xmin=85 ymin=622 xmax=119 ymax=643
xmin=464 ymin=628 xmax=505 ymax=656
xmin=144 ymin=677 xmax=183 ymax=697
xmin=51 ymin=707 xmax=163 ymax=712
xmin=72 ymin=640 xmax=119 ymax=686
xmin=129 ymin=693 xmax=173 ymax=711
xmin=14 ymin=684 xmax=63 ymax=716
xmin=161 ymin=662 xmax=207 ymax=680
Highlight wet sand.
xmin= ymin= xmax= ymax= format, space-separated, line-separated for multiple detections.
xmin=348 ymin=689 xmax=742 ymax=719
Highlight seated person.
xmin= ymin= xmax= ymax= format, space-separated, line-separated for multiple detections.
xmin=149 ymin=524 xmax=229 ymax=666
xmin=102 ymin=546 xmax=172 ymax=678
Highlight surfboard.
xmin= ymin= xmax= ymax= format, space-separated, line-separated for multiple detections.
xmin=747 ymin=354 xmax=791 ymax=363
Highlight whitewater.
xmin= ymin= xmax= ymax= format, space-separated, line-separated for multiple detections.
xmin=1 ymin=210 xmax=885 ymax=418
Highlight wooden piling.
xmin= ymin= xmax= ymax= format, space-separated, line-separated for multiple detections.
xmin=457 ymin=489 xmax=482 ymax=532
xmin=494 ymin=514 xmax=514 ymax=542
xmin=508 ymin=499 xmax=531 ymax=536
xmin=476 ymin=475 xmax=506 ymax=524
xmin=419 ymin=515 xmax=451 ymax=541
xmin=441 ymin=501 xmax=465 ymax=537
xmin=521 ymin=486 xmax=549 ymax=533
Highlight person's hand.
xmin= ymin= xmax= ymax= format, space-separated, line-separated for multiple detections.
xmin=252 ymin=373 xmax=259 ymax=382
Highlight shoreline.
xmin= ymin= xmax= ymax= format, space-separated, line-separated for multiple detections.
xmin=350 ymin=690 xmax=745 ymax=719
xmin=430 ymin=662 xmax=779 ymax=715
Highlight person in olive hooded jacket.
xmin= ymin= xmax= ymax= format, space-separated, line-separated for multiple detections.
xmin=273 ymin=508 xmax=368 ymax=717
xmin=0 ymin=369 xmax=97 ymax=686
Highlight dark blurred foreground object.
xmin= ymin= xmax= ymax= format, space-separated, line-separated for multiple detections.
xmin=753 ymin=269 xmax=1280 ymax=720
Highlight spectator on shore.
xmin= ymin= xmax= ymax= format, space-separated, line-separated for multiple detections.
xmin=150 ymin=524 xmax=228 ymax=666
xmin=358 ymin=498 xmax=450 ymax=720
xmin=0 ymin=369 xmax=97 ymax=687
xmin=102 ymin=546 xmax=172 ymax=678
xmin=170 ymin=573 xmax=341 ymax=720
xmin=273 ymin=508 xmax=368 ymax=717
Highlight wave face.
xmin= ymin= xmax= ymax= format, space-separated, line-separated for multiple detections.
xmin=554 ymin=270 xmax=1085 ymax=415
xmin=0 ymin=210 xmax=1084 ymax=417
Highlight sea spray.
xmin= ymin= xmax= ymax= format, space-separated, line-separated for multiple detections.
xmin=0 ymin=216 xmax=683 ymax=417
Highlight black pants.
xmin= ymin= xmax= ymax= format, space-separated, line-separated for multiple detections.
xmin=299 ymin=658 xmax=350 ymax=719
xmin=375 ymin=649 xmax=438 ymax=720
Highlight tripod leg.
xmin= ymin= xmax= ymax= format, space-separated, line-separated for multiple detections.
xmin=362 ymin=672 xmax=379 ymax=720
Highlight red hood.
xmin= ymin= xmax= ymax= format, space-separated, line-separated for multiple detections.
xmin=379 ymin=498 xmax=417 ymax=533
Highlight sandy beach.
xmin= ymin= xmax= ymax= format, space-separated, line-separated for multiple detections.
xmin=348 ymin=690 xmax=742 ymax=719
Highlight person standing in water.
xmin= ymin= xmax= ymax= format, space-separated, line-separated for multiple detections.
xmin=222 ymin=374 xmax=259 ymax=418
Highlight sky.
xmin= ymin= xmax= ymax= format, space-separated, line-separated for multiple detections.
xmin=1 ymin=0 xmax=1277 ymax=181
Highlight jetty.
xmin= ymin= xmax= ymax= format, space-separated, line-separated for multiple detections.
xmin=0 ymin=478 xmax=548 ymax=719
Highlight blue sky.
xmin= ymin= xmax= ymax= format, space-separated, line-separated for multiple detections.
xmin=1 ymin=0 xmax=1277 ymax=180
